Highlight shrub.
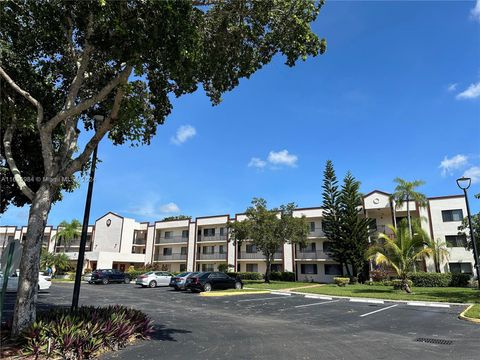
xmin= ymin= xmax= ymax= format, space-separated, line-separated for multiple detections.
xmin=126 ymin=270 xmax=144 ymax=280
xmin=450 ymin=273 xmax=470 ymax=287
xmin=409 ymin=272 xmax=451 ymax=287
xmin=227 ymin=272 xmax=263 ymax=280
xmin=334 ymin=277 xmax=350 ymax=287
xmin=68 ymin=272 xmax=76 ymax=281
xmin=370 ymin=269 xmax=388 ymax=282
xmin=391 ymin=279 xmax=413 ymax=290
xmin=269 ymin=271 xmax=295 ymax=282
xmin=23 ymin=305 xmax=154 ymax=359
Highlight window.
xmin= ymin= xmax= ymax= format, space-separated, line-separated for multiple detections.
xmin=202 ymin=246 xmax=214 ymax=254
xmin=270 ymin=264 xmax=282 ymax=272
xmin=442 ymin=209 xmax=464 ymax=222
xmin=219 ymin=245 xmax=225 ymax=254
xmin=369 ymin=219 xmax=377 ymax=231
xmin=246 ymin=264 xmax=258 ymax=272
xmin=300 ymin=264 xmax=318 ymax=274
xmin=219 ymin=227 xmax=226 ymax=236
xmin=449 ymin=262 xmax=472 ymax=274
xmin=201 ymin=264 xmax=214 ymax=272
xmin=182 ymin=230 xmax=189 ymax=238
xmin=164 ymin=231 xmax=172 ymax=239
xmin=181 ymin=247 xmax=187 ymax=255
xmin=324 ymin=264 xmax=343 ymax=275
xmin=321 ymin=221 xmax=326 ymax=232
xmin=163 ymin=247 xmax=172 ymax=256
xmin=203 ymin=228 xmax=215 ymax=237
xmin=445 ymin=235 xmax=467 ymax=248
xmin=180 ymin=264 xmax=187 ymax=272
xmin=246 ymin=244 xmax=257 ymax=253
xmin=323 ymin=241 xmax=333 ymax=252
xmin=310 ymin=222 xmax=315 ymax=232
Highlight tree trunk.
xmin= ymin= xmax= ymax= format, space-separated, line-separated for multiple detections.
xmin=406 ymin=197 xmax=417 ymax=273
xmin=264 ymin=256 xmax=272 ymax=283
xmin=12 ymin=182 xmax=54 ymax=336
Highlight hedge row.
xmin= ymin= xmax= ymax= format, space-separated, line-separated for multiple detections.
xmin=226 ymin=271 xmax=296 ymax=281
xmin=409 ymin=272 xmax=470 ymax=287
xmin=227 ymin=272 xmax=263 ymax=280
xmin=270 ymin=271 xmax=295 ymax=282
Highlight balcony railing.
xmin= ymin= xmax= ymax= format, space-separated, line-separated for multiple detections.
xmin=295 ymin=250 xmax=331 ymax=260
xmin=55 ymin=242 xmax=92 ymax=252
xmin=196 ymin=253 xmax=227 ymax=260
xmin=155 ymin=236 xmax=189 ymax=244
xmin=238 ymin=252 xmax=283 ymax=260
xmin=154 ymin=253 xmax=187 ymax=261
xmin=197 ymin=234 xmax=227 ymax=242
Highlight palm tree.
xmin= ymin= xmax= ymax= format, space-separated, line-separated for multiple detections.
xmin=427 ymin=238 xmax=450 ymax=273
xmin=53 ymin=219 xmax=81 ymax=252
xmin=367 ymin=220 xmax=433 ymax=293
xmin=390 ymin=178 xmax=427 ymax=237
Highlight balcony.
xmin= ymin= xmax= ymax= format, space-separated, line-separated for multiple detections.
xmin=55 ymin=242 xmax=92 ymax=252
xmin=154 ymin=253 xmax=187 ymax=261
xmin=196 ymin=252 xmax=227 ymax=260
xmin=155 ymin=236 xmax=189 ymax=244
xmin=296 ymin=250 xmax=331 ymax=260
xmin=197 ymin=234 xmax=227 ymax=242
xmin=238 ymin=252 xmax=283 ymax=260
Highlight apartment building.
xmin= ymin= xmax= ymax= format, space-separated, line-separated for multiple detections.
xmin=1 ymin=191 xmax=475 ymax=283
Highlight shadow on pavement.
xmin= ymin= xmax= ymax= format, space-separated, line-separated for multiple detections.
xmin=150 ymin=324 xmax=191 ymax=342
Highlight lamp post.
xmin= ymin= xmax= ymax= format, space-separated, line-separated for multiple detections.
xmin=456 ymin=176 xmax=480 ymax=290
xmin=72 ymin=115 xmax=103 ymax=309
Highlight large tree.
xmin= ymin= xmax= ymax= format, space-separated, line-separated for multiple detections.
xmin=458 ymin=212 xmax=480 ymax=253
xmin=389 ymin=178 xmax=427 ymax=237
xmin=52 ymin=219 xmax=82 ymax=252
xmin=338 ymin=172 xmax=373 ymax=281
xmin=228 ymin=198 xmax=309 ymax=282
xmin=0 ymin=0 xmax=327 ymax=333
xmin=321 ymin=160 xmax=347 ymax=275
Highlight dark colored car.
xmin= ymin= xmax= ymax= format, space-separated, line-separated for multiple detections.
xmin=169 ymin=272 xmax=199 ymax=290
xmin=89 ymin=269 xmax=131 ymax=285
xmin=186 ymin=272 xmax=243 ymax=292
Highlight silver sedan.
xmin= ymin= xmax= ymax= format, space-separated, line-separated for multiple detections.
xmin=135 ymin=271 xmax=172 ymax=288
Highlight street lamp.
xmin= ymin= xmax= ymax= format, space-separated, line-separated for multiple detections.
xmin=456 ymin=176 xmax=480 ymax=290
xmin=72 ymin=115 xmax=103 ymax=309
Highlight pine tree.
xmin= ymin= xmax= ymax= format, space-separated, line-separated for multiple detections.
xmin=339 ymin=172 xmax=373 ymax=281
xmin=321 ymin=160 xmax=348 ymax=276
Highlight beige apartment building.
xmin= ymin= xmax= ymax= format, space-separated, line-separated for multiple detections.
xmin=0 ymin=191 xmax=475 ymax=283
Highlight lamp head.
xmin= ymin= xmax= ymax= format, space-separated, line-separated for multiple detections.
xmin=456 ymin=177 xmax=471 ymax=190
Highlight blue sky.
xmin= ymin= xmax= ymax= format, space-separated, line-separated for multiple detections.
xmin=2 ymin=1 xmax=480 ymax=226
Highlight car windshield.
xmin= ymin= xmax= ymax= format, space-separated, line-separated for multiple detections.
xmin=177 ymin=272 xmax=190 ymax=277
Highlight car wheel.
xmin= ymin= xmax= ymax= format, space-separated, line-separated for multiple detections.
xmin=149 ymin=280 xmax=157 ymax=288
xmin=203 ymin=283 xmax=212 ymax=292
xmin=102 ymin=278 xmax=109 ymax=285
xmin=174 ymin=287 xmax=180 ymax=291
xmin=124 ymin=277 xmax=131 ymax=284
xmin=235 ymin=281 xmax=242 ymax=290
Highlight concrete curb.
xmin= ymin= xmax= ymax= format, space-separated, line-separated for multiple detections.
xmin=199 ymin=290 xmax=270 ymax=297
xmin=287 ymin=290 xmax=474 ymax=307
xmin=458 ymin=305 xmax=480 ymax=324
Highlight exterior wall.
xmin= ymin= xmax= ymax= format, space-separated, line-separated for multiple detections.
xmin=94 ymin=212 xmax=123 ymax=253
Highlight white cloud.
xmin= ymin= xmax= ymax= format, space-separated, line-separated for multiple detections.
xmin=471 ymin=0 xmax=480 ymax=22
xmin=463 ymin=166 xmax=480 ymax=184
xmin=439 ymin=154 xmax=469 ymax=176
xmin=248 ymin=157 xmax=267 ymax=169
xmin=447 ymin=83 xmax=457 ymax=92
xmin=456 ymin=82 xmax=480 ymax=100
xmin=159 ymin=202 xmax=180 ymax=213
xmin=267 ymin=149 xmax=298 ymax=167
xmin=171 ymin=125 xmax=196 ymax=145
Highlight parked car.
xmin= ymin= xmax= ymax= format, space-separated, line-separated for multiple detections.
xmin=136 ymin=271 xmax=172 ymax=288
xmin=186 ymin=272 xmax=243 ymax=292
xmin=169 ymin=272 xmax=199 ymax=290
xmin=0 ymin=272 xmax=51 ymax=292
xmin=83 ymin=272 xmax=93 ymax=282
xmin=89 ymin=269 xmax=130 ymax=285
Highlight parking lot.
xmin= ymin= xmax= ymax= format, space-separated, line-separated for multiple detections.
xmin=3 ymin=283 xmax=480 ymax=359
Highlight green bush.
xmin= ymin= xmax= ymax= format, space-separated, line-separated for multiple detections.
xmin=391 ymin=279 xmax=413 ymax=290
xmin=23 ymin=305 xmax=153 ymax=359
xmin=68 ymin=272 xmax=76 ymax=281
xmin=409 ymin=272 xmax=451 ymax=287
xmin=227 ymin=272 xmax=263 ymax=280
xmin=450 ymin=273 xmax=470 ymax=287
xmin=334 ymin=277 xmax=350 ymax=287
xmin=126 ymin=270 xmax=144 ymax=280
xmin=270 ymin=271 xmax=295 ymax=282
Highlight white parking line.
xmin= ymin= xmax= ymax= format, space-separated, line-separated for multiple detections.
xmin=407 ymin=302 xmax=450 ymax=308
xmin=359 ymin=304 xmax=398 ymax=317
xmin=294 ymin=300 xmax=340 ymax=308
xmin=304 ymin=295 xmax=333 ymax=300
xmin=270 ymin=291 xmax=292 ymax=296
xmin=350 ymin=298 xmax=384 ymax=304
xmin=238 ymin=296 xmax=294 ymax=302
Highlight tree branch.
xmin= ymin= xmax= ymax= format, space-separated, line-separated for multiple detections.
xmin=3 ymin=114 xmax=35 ymax=200
xmin=64 ymin=65 xmax=132 ymax=177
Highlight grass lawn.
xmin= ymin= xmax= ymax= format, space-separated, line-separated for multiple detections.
xmin=51 ymin=278 xmax=74 ymax=282
xmin=464 ymin=304 xmax=480 ymax=319
xmin=243 ymin=280 xmax=314 ymax=290
xmin=295 ymin=284 xmax=480 ymax=304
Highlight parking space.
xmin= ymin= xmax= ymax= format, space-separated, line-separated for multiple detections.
xmin=2 ymin=284 xmax=479 ymax=360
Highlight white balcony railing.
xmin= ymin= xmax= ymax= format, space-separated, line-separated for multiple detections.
xmin=295 ymin=250 xmax=331 ymax=260
xmin=155 ymin=236 xmax=189 ymax=244
xmin=196 ymin=252 xmax=227 ymax=260
xmin=238 ymin=252 xmax=283 ymax=260
xmin=154 ymin=253 xmax=187 ymax=261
